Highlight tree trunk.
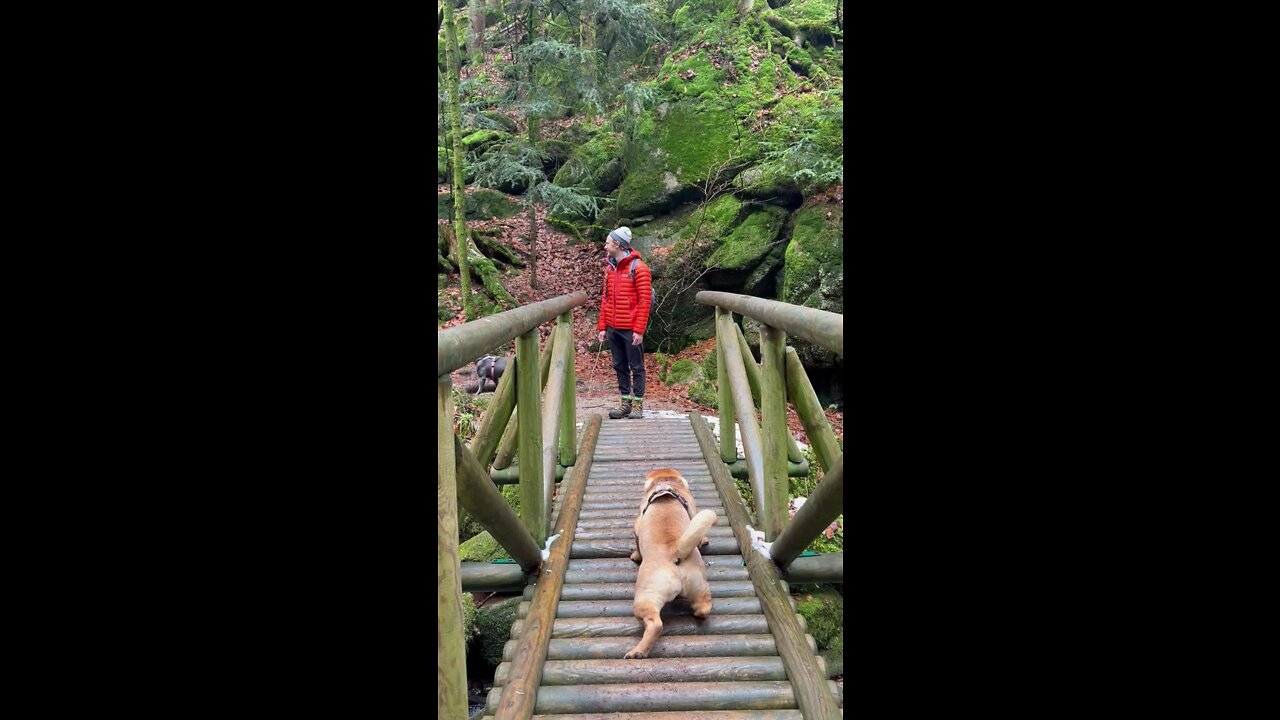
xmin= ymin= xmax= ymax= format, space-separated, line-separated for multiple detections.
xmin=582 ymin=0 xmax=597 ymax=121
xmin=443 ymin=0 xmax=475 ymax=320
xmin=469 ymin=0 xmax=486 ymax=56
xmin=836 ymin=0 xmax=842 ymax=30
xmin=527 ymin=200 xmax=538 ymax=289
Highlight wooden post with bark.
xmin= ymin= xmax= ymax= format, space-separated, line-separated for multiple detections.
xmin=516 ymin=327 xmax=545 ymax=544
xmin=759 ymin=323 xmax=789 ymax=540
xmin=716 ymin=307 xmax=736 ymax=464
xmin=437 ymin=375 xmax=467 ymax=719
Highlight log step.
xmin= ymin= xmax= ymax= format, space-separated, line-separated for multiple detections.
xmin=574 ymin=526 xmax=735 ymax=541
xmin=516 ymin=595 xmax=777 ymax=619
xmin=503 ymin=633 xmax=818 ymax=661
xmin=568 ymin=556 xmax=743 ymax=570
xmin=487 ymin=680 xmax=843 ymax=714
xmin=580 ymin=499 xmax=724 ymax=511
xmin=493 ymin=655 xmax=828 ymax=687
xmin=510 ymin=613 xmax=808 ymax=638
xmin=529 ymin=707 xmax=829 ymax=712
xmin=564 ymin=566 xmax=750 ymax=583
xmin=579 ymin=508 xmax=727 ymax=520
xmin=523 ymin=580 xmax=775 ymax=601
xmin=488 ymin=707 xmax=839 ymax=712
xmin=572 ymin=537 xmax=739 ymax=558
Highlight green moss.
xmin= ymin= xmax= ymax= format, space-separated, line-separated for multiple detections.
xmin=617 ymin=103 xmax=739 ymax=217
xmin=439 ymin=146 xmax=449 ymax=180
xmin=706 ymin=205 xmax=789 ymax=270
xmin=671 ymin=194 xmax=742 ymax=257
xmin=794 ymin=587 xmax=843 ymax=654
xmin=458 ymin=530 xmax=513 ymax=562
xmin=553 ymin=132 xmax=622 ymax=191
xmin=776 ymin=0 xmax=839 ymax=25
xmin=461 ymin=592 xmax=478 ymax=654
xmin=668 ymin=358 xmax=699 ymax=385
xmin=702 ymin=349 xmax=718 ymax=381
xmin=461 ymin=129 xmax=508 ymax=152
xmin=438 ymin=302 xmax=456 ymax=325
xmin=687 ymin=378 xmax=718 ymax=410
xmin=782 ymin=202 xmax=842 ymax=308
xmin=501 ymin=484 xmax=521 ymax=518
xmin=476 ymin=596 xmax=521 ymax=669
xmin=438 ymin=189 xmax=522 ymax=220
xmin=478 ymin=110 xmax=517 ymax=132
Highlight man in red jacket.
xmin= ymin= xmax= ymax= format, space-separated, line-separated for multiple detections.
xmin=596 ymin=226 xmax=652 ymax=419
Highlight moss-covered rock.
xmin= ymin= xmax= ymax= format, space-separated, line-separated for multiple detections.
xmin=476 ymin=595 xmax=522 ymax=670
xmin=707 ymin=205 xmax=789 ymax=271
xmin=553 ymin=131 xmax=624 ymax=193
xmin=688 ymin=378 xmax=719 ymax=410
xmin=794 ymin=587 xmax=843 ymax=655
xmin=438 ymin=189 xmax=523 ymax=220
xmin=461 ymin=129 xmax=509 ymax=154
xmin=667 ymin=358 xmax=700 ymax=385
xmin=781 ymin=199 xmax=842 ymax=366
xmin=478 ymin=110 xmax=518 ymax=133
xmin=537 ymin=139 xmax=574 ymax=178
xmin=458 ymin=530 xmax=513 ymax=562
xmin=616 ymin=102 xmax=741 ymax=219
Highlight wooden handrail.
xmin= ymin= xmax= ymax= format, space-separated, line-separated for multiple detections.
xmin=438 ymin=291 xmax=587 ymax=375
xmin=696 ymin=290 xmax=842 ymax=357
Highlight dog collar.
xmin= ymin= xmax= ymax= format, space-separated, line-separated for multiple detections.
xmin=642 ymin=487 xmax=692 ymax=518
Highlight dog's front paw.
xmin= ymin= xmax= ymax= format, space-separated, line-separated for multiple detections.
xmin=629 ymin=551 xmax=641 ymax=563
xmin=623 ymin=648 xmax=648 ymax=659
xmin=700 ymin=536 xmax=710 ymax=547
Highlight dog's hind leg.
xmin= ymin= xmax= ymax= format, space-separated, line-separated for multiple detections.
xmin=624 ymin=599 xmax=664 ymax=659
xmin=685 ymin=574 xmax=713 ymax=620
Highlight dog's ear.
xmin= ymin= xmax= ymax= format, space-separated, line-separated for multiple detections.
xmin=643 ymin=471 xmax=659 ymax=492
xmin=678 ymin=475 xmax=689 ymax=490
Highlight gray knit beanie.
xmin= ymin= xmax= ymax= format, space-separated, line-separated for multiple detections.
xmin=608 ymin=226 xmax=632 ymax=251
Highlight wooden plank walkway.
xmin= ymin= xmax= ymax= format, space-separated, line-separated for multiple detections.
xmin=483 ymin=417 xmax=842 ymax=719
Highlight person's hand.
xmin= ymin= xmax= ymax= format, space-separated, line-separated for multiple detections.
xmin=597 ymin=331 xmax=606 ymax=343
xmin=631 ymin=333 xmax=644 ymax=346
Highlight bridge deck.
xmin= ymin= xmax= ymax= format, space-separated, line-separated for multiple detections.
xmin=483 ymin=417 xmax=841 ymax=719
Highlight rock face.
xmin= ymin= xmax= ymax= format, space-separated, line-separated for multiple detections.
xmin=779 ymin=200 xmax=843 ymax=367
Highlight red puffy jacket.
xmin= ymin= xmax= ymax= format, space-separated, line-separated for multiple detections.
xmin=597 ymin=250 xmax=652 ymax=334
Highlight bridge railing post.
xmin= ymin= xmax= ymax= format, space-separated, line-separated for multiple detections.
xmin=516 ymin=327 xmax=545 ymax=545
xmin=759 ymin=322 xmax=789 ymax=541
xmin=557 ymin=311 xmax=577 ymax=468
xmin=437 ymin=374 xmax=467 ymax=718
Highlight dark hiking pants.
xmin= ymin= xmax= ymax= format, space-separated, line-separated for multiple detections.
xmin=606 ymin=327 xmax=645 ymax=398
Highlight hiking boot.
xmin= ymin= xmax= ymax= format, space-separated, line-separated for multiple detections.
xmin=608 ymin=397 xmax=632 ymax=419
xmin=628 ymin=397 xmax=645 ymax=419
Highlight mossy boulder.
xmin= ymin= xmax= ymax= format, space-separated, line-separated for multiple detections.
xmin=438 ymin=189 xmax=523 ymax=220
xmin=794 ymin=587 xmax=843 ymax=656
xmin=687 ymin=378 xmax=719 ymax=410
xmin=461 ymin=129 xmax=509 ymax=155
xmin=476 ymin=595 xmax=522 ymax=670
xmin=667 ymin=358 xmax=700 ymax=385
xmin=706 ymin=204 xmax=789 ymax=286
xmin=780 ymin=199 xmax=843 ymax=366
xmin=553 ymin=131 xmax=624 ymax=194
xmin=458 ymin=530 xmax=513 ymax=562
xmin=537 ymin=139 xmax=574 ymax=178
xmin=616 ymin=102 xmax=741 ymax=219
xmin=478 ymin=110 xmax=518 ymax=133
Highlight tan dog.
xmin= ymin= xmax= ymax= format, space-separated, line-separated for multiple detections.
xmin=624 ymin=468 xmax=719 ymax=659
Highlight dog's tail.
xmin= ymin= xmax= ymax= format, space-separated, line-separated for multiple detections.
xmin=675 ymin=510 xmax=718 ymax=559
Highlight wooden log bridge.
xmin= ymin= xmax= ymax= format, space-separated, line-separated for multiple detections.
xmin=483 ymin=414 xmax=842 ymax=720
xmin=439 ymin=291 xmax=844 ymax=719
